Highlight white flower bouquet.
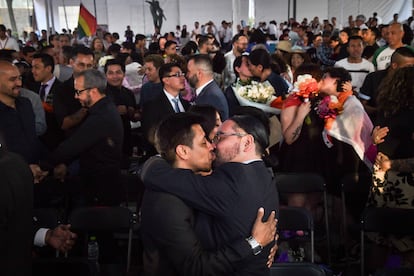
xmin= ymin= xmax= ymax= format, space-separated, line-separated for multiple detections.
xmin=233 ymin=80 xmax=281 ymax=115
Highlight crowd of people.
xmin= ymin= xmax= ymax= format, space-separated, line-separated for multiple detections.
xmin=0 ymin=9 xmax=413 ymax=275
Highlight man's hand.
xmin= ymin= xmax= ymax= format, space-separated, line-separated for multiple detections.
xmin=53 ymin=163 xmax=67 ymax=182
xmin=45 ymin=224 xmax=77 ymax=252
xmin=251 ymin=207 xmax=277 ymax=247
xmin=29 ymin=164 xmax=48 ymax=184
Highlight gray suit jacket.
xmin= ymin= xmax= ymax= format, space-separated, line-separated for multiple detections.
xmin=196 ymin=80 xmax=229 ymax=120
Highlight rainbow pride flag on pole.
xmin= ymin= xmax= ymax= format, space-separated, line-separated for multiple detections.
xmin=77 ymin=4 xmax=97 ymax=38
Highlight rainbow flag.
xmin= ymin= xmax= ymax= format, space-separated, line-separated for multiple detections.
xmin=77 ymin=4 xmax=97 ymax=38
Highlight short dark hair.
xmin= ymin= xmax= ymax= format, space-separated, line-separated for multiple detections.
xmin=188 ymin=54 xmax=213 ymax=74
xmin=230 ymin=115 xmax=269 ymax=155
xmin=231 ymin=33 xmax=247 ymax=45
xmin=143 ymin=54 xmax=165 ymax=69
xmin=164 ymin=40 xmax=177 ymax=49
xmin=249 ymin=48 xmax=271 ymax=69
xmin=233 ymin=55 xmax=243 ymax=78
xmin=323 ymin=67 xmax=352 ymax=92
xmin=348 ymin=35 xmax=363 ymax=44
xmin=158 ymin=62 xmax=181 ymax=79
xmin=22 ymin=46 xmax=36 ymax=56
xmin=104 ymin=58 xmax=125 ymax=74
xmin=33 ymin=53 xmax=55 ymax=73
xmin=155 ymin=113 xmax=205 ymax=164
xmin=391 ymin=46 xmax=414 ymax=65
xmin=135 ymin=34 xmax=146 ymax=42
xmin=188 ymin=104 xmax=219 ymax=140
xmin=72 ymin=45 xmax=94 ymax=60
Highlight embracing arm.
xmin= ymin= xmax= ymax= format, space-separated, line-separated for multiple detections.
xmin=281 ymin=102 xmax=311 ymax=145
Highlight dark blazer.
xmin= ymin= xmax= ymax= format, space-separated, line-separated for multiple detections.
xmin=196 ymin=80 xmax=229 ymax=120
xmin=0 ymin=148 xmax=33 ymax=276
xmin=40 ymin=78 xmax=65 ymax=151
xmin=142 ymin=157 xmax=279 ymax=276
xmin=141 ymin=190 xmax=253 ymax=276
xmin=141 ymin=92 xmax=190 ymax=154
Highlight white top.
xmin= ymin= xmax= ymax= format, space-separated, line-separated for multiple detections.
xmin=0 ymin=36 xmax=19 ymax=52
xmin=335 ymin=58 xmax=375 ymax=92
xmin=375 ymin=47 xmax=396 ymax=70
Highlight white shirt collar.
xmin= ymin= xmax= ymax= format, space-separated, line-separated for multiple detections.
xmin=195 ymin=79 xmax=214 ymax=96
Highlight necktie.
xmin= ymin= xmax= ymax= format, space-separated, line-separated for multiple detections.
xmin=172 ymin=98 xmax=180 ymax=113
xmin=39 ymin=84 xmax=48 ymax=101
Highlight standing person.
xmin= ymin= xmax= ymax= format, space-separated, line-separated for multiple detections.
xmin=0 ymin=24 xmax=19 ymax=52
xmin=373 ymin=23 xmax=407 ymax=70
xmin=247 ymin=48 xmax=289 ymax=97
xmin=41 ymin=69 xmax=124 ymax=206
xmin=139 ymin=54 xmax=164 ymax=109
xmin=141 ymin=112 xmax=277 ymax=275
xmin=187 ymin=54 xmax=229 ymax=120
xmin=142 ymin=114 xmax=279 ymax=275
xmin=223 ymin=34 xmax=248 ymax=88
xmin=31 ymin=53 xmax=65 ymax=150
xmin=124 ymin=25 xmax=134 ymax=43
xmin=224 ymin=54 xmax=253 ymax=116
xmin=335 ymin=35 xmax=375 ymax=93
xmin=141 ymin=63 xmax=190 ymax=156
xmin=104 ymin=59 xmax=137 ymax=166
xmin=366 ymin=66 xmax=414 ymax=270
xmin=53 ymin=46 xmax=94 ymax=136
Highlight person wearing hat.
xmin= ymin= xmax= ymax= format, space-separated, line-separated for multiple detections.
xmin=355 ymin=14 xmax=368 ymax=30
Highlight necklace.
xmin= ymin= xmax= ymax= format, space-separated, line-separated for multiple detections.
xmin=0 ymin=37 xmax=9 ymax=49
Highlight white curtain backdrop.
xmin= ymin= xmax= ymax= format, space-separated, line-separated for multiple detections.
xmin=34 ymin=0 xmax=412 ymax=36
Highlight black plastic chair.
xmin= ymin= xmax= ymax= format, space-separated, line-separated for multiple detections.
xmin=270 ymin=262 xmax=326 ymax=276
xmin=274 ymin=173 xmax=331 ymax=263
xmin=278 ymin=206 xmax=315 ymax=262
xmin=68 ymin=206 xmax=137 ymax=273
xmin=360 ymin=207 xmax=414 ymax=276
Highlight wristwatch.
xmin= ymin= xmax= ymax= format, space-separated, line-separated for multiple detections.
xmin=246 ymin=236 xmax=263 ymax=255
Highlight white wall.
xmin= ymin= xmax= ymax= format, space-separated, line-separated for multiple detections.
xmin=34 ymin=0 xmax=412 ymax=39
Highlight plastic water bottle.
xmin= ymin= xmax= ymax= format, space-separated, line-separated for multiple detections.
xmin=88 ymin=236 xmax=100 ymax=275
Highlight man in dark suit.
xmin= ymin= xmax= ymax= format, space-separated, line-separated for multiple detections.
xmin=141 ymin=62 xmax=190 ymax=156
xmin=53 ymin=46 xmax=93 ymax=136
xmin=142 ymin=114 xmax=278 ymax=275
xmin=141 ymin=113 xmax=277 ymax=275
xmin=0 ymin=137 xmax=76 ymax=276
xmin=32 ymin=53 xmax=65 ymax=150
xmin=187 ymin=54 xmax=229 ymax=120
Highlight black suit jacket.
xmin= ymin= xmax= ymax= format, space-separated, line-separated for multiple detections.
xmin=142 ymin=92 xmax=190 ymax=153
xmin=40 ymin=78 xmax=65 ymax=151
xmin=141 ymin=190 xmax=252 ymax=276
xmin=142 ymin=157 xmax=279 ymax=276
xmin=0 ymin=148 xmax=33 ymax=276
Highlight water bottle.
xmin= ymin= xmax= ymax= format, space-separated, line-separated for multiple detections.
xmin=87 ymin=236 xmax=100 ymax=275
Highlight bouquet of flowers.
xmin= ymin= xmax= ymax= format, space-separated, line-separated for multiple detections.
xmin=291 ymin=74 xmax=319 ymax=101
xmin=316 ymin=95 xmax=344 ymax=119
xmin=233 ymin=80 xmax=281 ymax=114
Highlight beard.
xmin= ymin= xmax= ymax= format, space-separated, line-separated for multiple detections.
xmin=188 ymin=74 xmax=199 ymax=88
xmin=213 ymin=142 xmax=240 ymax=167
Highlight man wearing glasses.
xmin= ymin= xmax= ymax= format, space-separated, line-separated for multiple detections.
xmin=142 ymin=114 xmax=278 ymax=275
xmin=41 ymin=69 xmax=124 ymax=206
xmin=53 ymin=46 xmax=94 ymax=136
xmin=141 ymin=62 xmax=190 ymax=156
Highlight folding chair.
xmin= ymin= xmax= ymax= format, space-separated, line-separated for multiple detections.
xmin=360 ymin=207 xmax=414 ymax=276
xmin=270 ymin=262 xmax=326 ymax=276
xmin=278 ymin=206 xmax=315 ymax=262
xmin=275 ymin=173 xmax=331 ymax=263
xmin=68 ymin=206 xmax=137 ymax=273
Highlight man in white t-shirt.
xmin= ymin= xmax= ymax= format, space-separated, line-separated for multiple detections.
xmin=373 ymin=23 xmax=406 ymax=70
xmin=0 ymin=24 xmax=19 ymax=52
xmin=335 ymin=35 xmax=374 ymax=93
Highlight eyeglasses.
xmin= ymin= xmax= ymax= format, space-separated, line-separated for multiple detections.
xmin=166 ymin=72 xmax=185 ymax=78
xmin=212 ymin=132 xmax=247 ymax=144
xmin=75 ymin=87 xmax=92 ymax=96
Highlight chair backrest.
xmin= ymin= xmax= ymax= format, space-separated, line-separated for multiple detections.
xmin=68 ymin=206 xmax=134 ymax=231
xmin=270 ymin=263 xmax=326 ymax=276
xmin=275 ymin=173 xmax=326 ymax=193
xmin=361 ymin=207 xmax=414 ymax=234
xmin=278 ymin=207 xmax=314 ymax=231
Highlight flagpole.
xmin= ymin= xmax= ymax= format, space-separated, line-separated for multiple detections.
xmin=93 ymin=0 xmax=97 ymax=19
